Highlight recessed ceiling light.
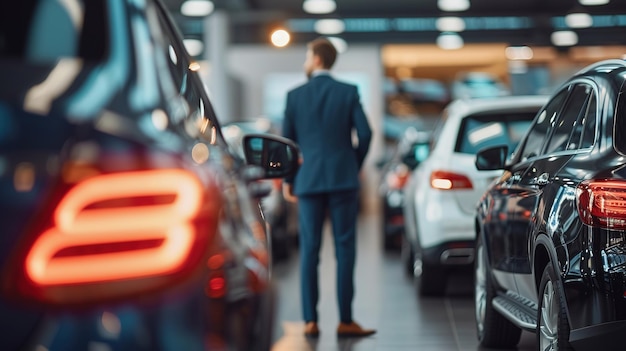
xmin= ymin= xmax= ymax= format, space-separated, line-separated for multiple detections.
xmin=437 ymin=0 xmax=470 ymax=12
xmin=271 ymin=29 xmax=291 ymax=47
xmin=578 ymin=0 xmax=609 ymax=5
xmin=303 ymin=0 xmax=337 ymax=14
xmin=505 ymin=46 xmax=534 ymax=60
xmin=181 ymin=0 xmax=214 ymax=17
xmin=183 ymin=39 xmax=204 ymax=56
xmin=436 ymin=17 xmax=465 ymax=32
xmin=551 ymin=30 xmax=579 ymax=46
xmin=437 ymin=32 xmax=464 ymax=50
xmin=314 ymin=19 xmax=345 ymax=35
xmin=565 ymin=13 xmax=593 ymax=28
xmin=327 ymin=37 xmax=348 ymax=53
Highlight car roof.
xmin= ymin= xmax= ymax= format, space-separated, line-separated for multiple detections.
xmin=444 ymin=95 xmax=550 ymax=120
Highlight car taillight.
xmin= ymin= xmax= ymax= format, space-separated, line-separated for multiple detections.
xmin=6 ymin=168 xmax=220 ymax=305
xmin=386 ymin=165 xmax=410 ymax=190
xmin=577 ymin=179 xmax=626 ymax=230
xmin=430 ymin=170 xmax=473 ymax=190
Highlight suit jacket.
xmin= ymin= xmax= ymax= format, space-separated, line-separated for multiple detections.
xmin=283 ymin=73 xmax=372 ymax=196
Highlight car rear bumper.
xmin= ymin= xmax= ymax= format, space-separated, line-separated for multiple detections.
xmin=422 ymin=240 xmax=475 ymax=266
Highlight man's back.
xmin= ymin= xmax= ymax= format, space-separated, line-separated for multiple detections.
xmin=283 ymin=74 xmax=371 ymax=195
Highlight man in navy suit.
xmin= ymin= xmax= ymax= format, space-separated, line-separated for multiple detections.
xmin=282 ymin=37 xmax=374 ymax=338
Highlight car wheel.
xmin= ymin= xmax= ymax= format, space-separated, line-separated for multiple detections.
xmin=382 ymin=204 xmax=395 ymax=250
xmin=475 ymin=232 xmax=521 ymax=347
xmin=271 ymin=229 xmax=289 ymax=262
xmin=413 ymin=247 xmax=446 ymax=296
xmin=400 ymin=234 xmax=414 ymax=276
xmin=537 ymin=263 xmax=573 ymax=351
xmin=415 ymin=259 xmax=446 ymax=296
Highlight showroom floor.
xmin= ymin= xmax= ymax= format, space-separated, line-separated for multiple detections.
xmin=269 ymin=209 xmax=536 ymax=351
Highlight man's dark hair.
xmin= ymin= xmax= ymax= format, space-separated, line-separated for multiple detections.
xmin=308 ymin=37 xmax=337 ymax=69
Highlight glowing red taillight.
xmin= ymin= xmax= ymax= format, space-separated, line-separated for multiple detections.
xmin=577 ymin=179 xmax=626 ymax=230
xmin=9 ymin=168 xmax=220 ymax=305
xmin=430 ymin=170 xmax=473 ymax=190
xmin=386 ymin=165 xmax=410 ymax=190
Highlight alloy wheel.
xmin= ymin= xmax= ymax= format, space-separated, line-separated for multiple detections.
xmin=539 ymin=280 xmax=558 ymax=350
xmin=474 ymin=241 xmax=487 ymax=335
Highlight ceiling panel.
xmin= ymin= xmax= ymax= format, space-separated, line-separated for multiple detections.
xmin=163 ymin=0 xmax=626 ymax=47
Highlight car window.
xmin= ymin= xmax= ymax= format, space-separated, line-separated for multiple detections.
xmin=545 ymin=84 xmax=590 ymax=153
xmin=429 ymin=109 xmax=448 ymax=150
xmin=0 ymin=0 xmax=107 ymax=62
xmin=517 ymin=89 xmax=568 ymax=161
xmin=580 ymin=93 xmax=597 ymax=149
xmin=154 ymin=3 xmax=224 ymax=146
xmin=454 ymin=112 xmax=535 ymax=155
xmin=155 ymin=8 xmax=187 ymax=90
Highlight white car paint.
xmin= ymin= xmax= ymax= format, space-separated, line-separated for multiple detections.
xmin=403 ymin=95 xmax=549 ymax=256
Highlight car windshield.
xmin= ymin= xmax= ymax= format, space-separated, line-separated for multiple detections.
xmin=0 ymin=0 xmax=108 ymax=62
xmin=455 ymin=112 xmax=535 ymax=155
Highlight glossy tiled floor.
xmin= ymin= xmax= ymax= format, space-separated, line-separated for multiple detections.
xmin=269 ymin=208 xmax=536 ymax=351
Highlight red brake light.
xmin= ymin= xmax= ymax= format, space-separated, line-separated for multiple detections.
xmin=386 ymin=165 xmax=410 ymax=190
xmin=430 ymin=170 xmax=473 ymax=190
xmin=577 ymin=179 xmax=626 ymax=230
xmin=9 ymin=168 xmax=220 ymax=305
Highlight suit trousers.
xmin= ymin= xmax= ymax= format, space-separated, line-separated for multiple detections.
xmin=297 ymin=189 xmax=358 ymax=324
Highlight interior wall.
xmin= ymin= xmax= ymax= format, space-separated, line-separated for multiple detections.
xmin=226 ymin=44 xmax=385 ymax=213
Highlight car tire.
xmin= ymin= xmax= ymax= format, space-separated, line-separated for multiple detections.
xmin=537 ymin=263 xmax=573 ymax=351
xmin=400 ymin=234 xmax=414 ymax=276
xmin=382 ymin=205 xmax=395 ymax=250
xmin=415 ymin=259 xmax=446 ymax=296
xmin=474 ymin=232 xmax=521 ymax=348
xmin=271 ymin=230 xmax=289 ymax=262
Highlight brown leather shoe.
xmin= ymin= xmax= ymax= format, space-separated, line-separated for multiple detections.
xmin=336 ymin=321 xmax=376 ymax=337
xmin=304 ymin=322 xmax=320 ymax=337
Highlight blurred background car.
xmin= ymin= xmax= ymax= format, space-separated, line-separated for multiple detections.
xmin=402 ymin=95 xmax=548 ymax=296
xmin=377 ymin=127 xmax=430 ymax=249
xmin=400 ymin=78 xmax=451 ymax=106
xmin=451 ymin=72 xmax=511 ymax=100
xmin=474 ymin=59 xmax=626 ymax=350
xmin=0 ymin=1 xmax=299 ymax=350
xmin=223 ymin=118 xmax=299 ymax=261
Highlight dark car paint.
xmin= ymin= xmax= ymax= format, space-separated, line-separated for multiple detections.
xmin=0 ymin=0 xmax=299 ymax=350
xmin=475 ymin=60 xmax=626 ymax=349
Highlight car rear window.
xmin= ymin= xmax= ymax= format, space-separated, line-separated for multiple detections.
xmin=455 ymin=111 xmax=537 ymax=155
xmin=0 ymin=0 xmax=108 ymax=62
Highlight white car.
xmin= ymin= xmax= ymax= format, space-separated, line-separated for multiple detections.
xmin=402 ymin=95 xmax=549 ymax=295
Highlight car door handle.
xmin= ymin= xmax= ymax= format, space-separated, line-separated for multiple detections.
xmin=530 ymin=172 xmax=549 ymax=186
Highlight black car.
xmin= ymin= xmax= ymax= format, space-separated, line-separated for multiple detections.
xmin=0 ymin=1 xmax=299 ymax=350
xmin=377 ymin=127 xmax=430 ymax=249
xmin=474 ymin=59 xmax=626 ymax=350
xmin=223 ymin=119 xmax=299 ymax=260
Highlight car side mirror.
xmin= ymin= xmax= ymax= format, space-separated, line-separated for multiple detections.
xmin=475 ymin=145 xmax=508 ymax=170
xmin=243 ymin=133 xmax=300 ymax=179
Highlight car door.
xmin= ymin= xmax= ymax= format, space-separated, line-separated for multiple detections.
xmin=486 ymin=88 xmax=567 ymax=291
xmin=513 ymin=82 xmax=596 ymax=301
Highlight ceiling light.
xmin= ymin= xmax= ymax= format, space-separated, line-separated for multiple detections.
xmin=436 ymin=17 xmax=465 ymax=32
xmin=436 ymin=32 xmax=464 ymax=50
xmin=437 ymin=0 xmax=470 ymax=12
xmin=271 ymin=29 xmax=291 ymax=47
xmin=327 ymin=37 xmax=348 ymax=53
xmin=551 ymin=31 xmax=578 ymax=46
xmin=181 ymin=0 xmax=214 ymax=17
xmin=565 ymin=13 xmax=593 ymax=28
xmin=303 ymin=0 xmax=336 ymax=14
xmin=314 ymin=19 xmax=345 ymax=35
xmin=578 ymin=0 xmax=609 ymax=5
xmin=183 ymin=39 xmax=204 ymax=57
xmin=505 ymin=46 xmax=533 ymax=60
